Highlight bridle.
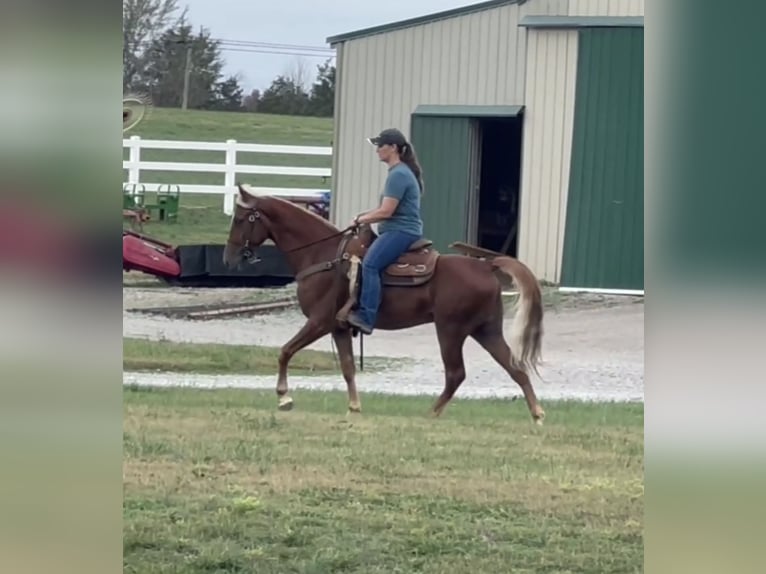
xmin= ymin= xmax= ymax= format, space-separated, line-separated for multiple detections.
xmin=228 ymin=206 xmax=359 ymax=263
xmin=229 ymin=208 xmax=264 ymax=264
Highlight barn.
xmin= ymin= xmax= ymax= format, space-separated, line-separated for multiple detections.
xmin=326 ymin=0 xmax=644 ymax=292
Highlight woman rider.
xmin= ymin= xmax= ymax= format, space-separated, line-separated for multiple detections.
xmin=346 ymin=128 xmax=425 ymax=335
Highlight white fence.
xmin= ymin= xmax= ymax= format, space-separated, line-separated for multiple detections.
xmin=122 ymin=136 xmax=332 ymax=215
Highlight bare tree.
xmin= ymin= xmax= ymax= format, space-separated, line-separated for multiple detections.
xmin=283 ymin=56 xmax=311 ymax=93
xmin=243 ymin=88 xmax=262 ymax=112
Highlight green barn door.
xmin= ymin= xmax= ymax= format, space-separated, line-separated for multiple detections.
xmin=561 ymin=27 xmax=644 ymax=291
xmin=410 ymin=114 xmax=475 ymax=253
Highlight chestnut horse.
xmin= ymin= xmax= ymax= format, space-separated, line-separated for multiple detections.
xmin=223 ymin=184 xmax=546 ymax=423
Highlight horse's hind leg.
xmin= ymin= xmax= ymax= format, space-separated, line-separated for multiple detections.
xmin=332 ymin=328 xmax=362 ymax=414
xmin=432 ymin=323 xmax=468 ymax=417
xmin=276 ymin=319 xmax=329 ymax=410
xmin=472 ymin=322 xmax=545 ymax=424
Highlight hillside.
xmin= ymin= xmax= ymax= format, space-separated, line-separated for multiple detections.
xmin=123 ymin=108 xmax=334 ymax=246
xmin=127 ymin=107 xmax=334 ymax=145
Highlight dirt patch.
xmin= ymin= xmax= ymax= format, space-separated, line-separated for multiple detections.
xmin=123 ymin=285 xmax=644 ymax=402
xmin=123 ymin=284 xmax=295 ymax=310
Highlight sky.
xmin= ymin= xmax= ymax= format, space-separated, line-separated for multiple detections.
xmin=180 ymin=0 xmax=482 ymax=93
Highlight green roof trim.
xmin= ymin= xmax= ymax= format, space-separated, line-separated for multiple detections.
xmin=519 ymin=16 xmax=644 ymax=28
xmin=413 ymin=104 xmax=524 ymax=117
xmin=327 ymin=0 xmax=527 ymax=45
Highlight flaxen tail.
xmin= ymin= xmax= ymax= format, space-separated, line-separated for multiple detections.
xmin=491 ymin=256 xmax=544 ymax=377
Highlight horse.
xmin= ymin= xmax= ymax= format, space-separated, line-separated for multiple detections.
xmin=223 ymin=184 xmax=546 ymax=424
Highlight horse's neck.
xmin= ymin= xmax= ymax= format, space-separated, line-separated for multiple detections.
xmin=265 ymin=201 xmax=341 ymax=272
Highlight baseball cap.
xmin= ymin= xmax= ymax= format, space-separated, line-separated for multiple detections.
xmin=367 ymin=128 xmax=407 ymax=147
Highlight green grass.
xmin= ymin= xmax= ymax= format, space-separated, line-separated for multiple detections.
xmin=123 ymin=337 xmax=398 ymax=375
xmin=123 ymin=107 xmax=334 ymax=245
xmin=129 ymin=107 xmax=334 ymax=145
xmin=124 ymin=193 xmax=233 ymax=245
xmin=123 ymin=386 xmax=644 ymax=573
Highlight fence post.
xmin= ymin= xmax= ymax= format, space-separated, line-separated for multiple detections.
xmin=223 ymin=139 xmax=237 ymax=215
xmin=128 ymin=136 xmax=141 ymax=185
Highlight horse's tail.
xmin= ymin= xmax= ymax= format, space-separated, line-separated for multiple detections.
xmin=491 ymin=256 xmax=544 ymax=377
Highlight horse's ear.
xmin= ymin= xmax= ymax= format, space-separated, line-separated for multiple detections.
xmin=237 ymin=183 xmax=257 ymax=208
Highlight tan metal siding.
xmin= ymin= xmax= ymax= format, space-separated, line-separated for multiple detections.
xmin=568 ymin=0 xmax=644 ymax=16
xmin=331 ymin=2 xmax=543 ymax=228
xmin=329 ymin=42 xmax=344 ymax=222
xmin=526 ymin=0 xmax=570 ymax=16
xmin=517 ymin=29 xmax=579 ymax=282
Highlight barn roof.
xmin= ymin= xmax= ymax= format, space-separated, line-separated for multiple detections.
xmin=519 ymin=15 xmax=644 ymax=28
xmin=326 ymin=0 xmax=528 ymax=45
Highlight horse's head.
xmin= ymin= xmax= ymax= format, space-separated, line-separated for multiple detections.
xmin=223 ymin=184 xmax=271 ymax=269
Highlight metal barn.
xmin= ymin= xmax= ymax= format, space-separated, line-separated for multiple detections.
xmin=327 ymin=0 xmax=644 ymax=291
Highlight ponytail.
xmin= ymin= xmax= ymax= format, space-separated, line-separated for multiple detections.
xmin=399 ymin=142 xmax=425 ymax=194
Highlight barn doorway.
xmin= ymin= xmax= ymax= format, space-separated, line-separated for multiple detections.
xmin=473 ymin=116 xmax=523 ymax=256
xmin=409 ymin=104 xmax=524 ymax=254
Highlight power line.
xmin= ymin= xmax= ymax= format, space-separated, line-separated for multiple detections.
xmin=135 ymin=37 xmax=334 ymax=54
xmin=219 ymin=46 xmax=335 ymax=58
xmin=217 ymin=39 xmax=333 ymax=52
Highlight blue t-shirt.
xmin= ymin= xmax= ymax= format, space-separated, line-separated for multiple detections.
xmin=378 ymin=162 xmax=423 ymax=236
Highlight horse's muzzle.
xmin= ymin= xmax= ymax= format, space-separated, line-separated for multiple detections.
xmin=241 ymin=247 xmax=261 ymax=265
xmin=223 ymin=243 xmax=260 ymax=269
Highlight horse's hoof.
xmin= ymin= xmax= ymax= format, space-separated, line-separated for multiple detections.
xmin=347 ymin=406 xmax=362 ymax=415
xmin=278 ymin=397 xmax=294 ymax=411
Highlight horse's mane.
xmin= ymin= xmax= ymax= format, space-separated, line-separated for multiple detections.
xmin=236 ymin=184 xmax=339 ymax=234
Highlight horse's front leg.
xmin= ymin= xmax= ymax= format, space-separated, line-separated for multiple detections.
xmin=276 ymin=319 xmax=330 ymax=410
xmin=332 ymin=328 xmax=361 ymax=414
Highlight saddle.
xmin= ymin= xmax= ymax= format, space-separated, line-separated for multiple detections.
xmin=358 ymin=231 xmax=440 ymax=287
xmin=334 ymin=228 xmax=439 ymax=327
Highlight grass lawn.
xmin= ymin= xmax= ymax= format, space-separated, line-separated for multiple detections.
xmin=123 ymin=338 xmax=400 ymax=376
xmin=123 ymin=107 xmax=334 ymax=246
xmin=123 ymin=386 xmax=644 ymax=573
xmin=124 ymin=193 xmax=234 ymax=246
xmin=129 ymin=107 xmax=334 ymax=145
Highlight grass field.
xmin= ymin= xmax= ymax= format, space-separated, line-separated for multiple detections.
xmin=124 ymin=386 xmax=644 ymax=573
xmin=123 ymin=108 xmax=334 ymax=245
xmin=123 ymin=337 xmax=400 ymax=375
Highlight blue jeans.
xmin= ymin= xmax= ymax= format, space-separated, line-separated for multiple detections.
xmin=355 ymin=230 xmax=421 ymax=328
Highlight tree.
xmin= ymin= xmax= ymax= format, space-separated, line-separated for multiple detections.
xmin=243 ymin=89 xmax=262 ymax=112
xmin=142 ymin=22 xmax=227 ymax=109
xmin=258 ymin=76 xmax=311 ymax=116
xmin=285 ymin=57 xmax=311 ymax=93
xmin=209 ymin=75 xmax=245 ymax=111
xmin=122 ymin=0 xmax=185 ymax=91
xmin=308 ymin=59 xmax=335 ymax=117
xmin=250 ymin=59 xmax=335 ymax=117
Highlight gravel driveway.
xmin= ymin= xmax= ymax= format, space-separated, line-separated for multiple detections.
xmin=123 ymin=285 xmax=644 ymax=403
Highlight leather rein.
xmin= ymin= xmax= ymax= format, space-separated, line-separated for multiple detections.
xmin=231 ymin=206 xmax=359 ymax=280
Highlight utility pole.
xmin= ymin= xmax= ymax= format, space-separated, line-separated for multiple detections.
xmin=181 ymin=42 xmax=192 ymax=110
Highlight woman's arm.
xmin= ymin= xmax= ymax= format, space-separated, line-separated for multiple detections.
xmin=355 ymin=197 xmax=399 ymax=225
xmin=353 ymin=170 xmax=407 ymax=225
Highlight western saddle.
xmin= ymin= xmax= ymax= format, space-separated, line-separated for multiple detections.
xmin=333 ymin=227 xmax=440 ymax=325
xmin=292 ymin=224 xmax=440 ymax=326
xmin=358 ymin=231 xmax=439 ymax=287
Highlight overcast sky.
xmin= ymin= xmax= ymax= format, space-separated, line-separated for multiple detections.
xmin=181 ymin=0 xmax=480 ymax=92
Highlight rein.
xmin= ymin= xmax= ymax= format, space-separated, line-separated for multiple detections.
xmin=232 ymin=205 xmax=357 ymax=262
xmin=282 ymin=224 xmax=358 ymax=254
